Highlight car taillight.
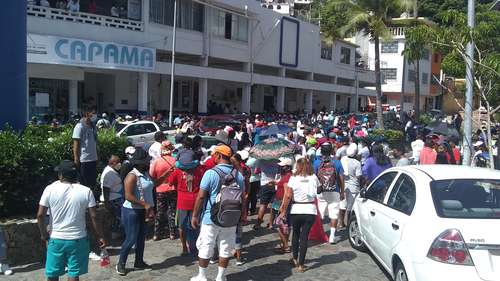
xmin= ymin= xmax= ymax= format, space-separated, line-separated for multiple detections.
xmin=427 ymin=229 xmax=474 ymax=266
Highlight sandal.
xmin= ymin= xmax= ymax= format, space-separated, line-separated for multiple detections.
xmin=296 ymin=265 xmax=308 ymax=273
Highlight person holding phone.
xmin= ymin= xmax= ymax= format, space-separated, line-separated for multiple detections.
xmin=116 ymin=148 xmax=155 ymax=276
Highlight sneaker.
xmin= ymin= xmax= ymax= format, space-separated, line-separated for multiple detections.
xmin=133 ymin=261 xmax=152 ymax=271
xmin=236 ymin=260 xmax=244 ymax=266
xmin=190 ymin=275 xmax=208 ymax=281
xmin=209 ymin=259 xmax=218 ymax=264
xmin=89 ymin=252 xmax=101 ymax=261
xmin=1 ymin=264 xmax=13 ymax=276
xmin=215 ymin=276 xmax=227 ymax=281
xmin=329 ymin=236 xmax=341 ymax=244
xmin=116 ymin=263 xmax=126 ymax=276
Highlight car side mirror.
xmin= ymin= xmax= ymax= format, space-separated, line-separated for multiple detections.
xmin=359 ymin=188 xmax=366 ymax=199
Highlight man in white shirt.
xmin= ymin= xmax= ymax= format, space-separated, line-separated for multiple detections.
xmin=101 ymin=155 xmax=124 ymax=237
xmin=340 ymin=144 xmax=362 ymax=215
xmin=411 ymin=134 xmax=425 ymax=164
xmin=148 ymin=131 xmax=165 ymax=161
xmin=67 ymin=0 xmax=80 ymax=12
xmin=37 ymin=160 xmax=106 ymax=281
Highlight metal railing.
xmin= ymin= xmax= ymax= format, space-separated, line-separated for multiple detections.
xmin=27 ymin=5 xmax=143 ymax=32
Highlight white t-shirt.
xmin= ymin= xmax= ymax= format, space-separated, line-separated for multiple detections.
xmin=287 ymin=175 xmax=319 ymax=215
xmin=100 ymin=165 xmax=123 ymax=201
xmin=148 ymin=141 xmax=162 ymax=160
xmin=341 ymin=156 xmax=362 ymax=193
xmin=411 ymin=139 xmax=424 ymax=162
xmin=39 ymin=181 xmax=96 ymax=240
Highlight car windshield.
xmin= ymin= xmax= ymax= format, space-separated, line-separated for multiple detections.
xmin=114 ymin=123 xmax=126 ymax=132
xmin=431 ymin=179 xmax=500 ymax=219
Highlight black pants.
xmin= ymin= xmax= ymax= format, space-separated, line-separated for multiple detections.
xmin=291 ymin=214 xmax=316 ymax=266
xmin=247 ymin=181 xmax=260 ymax=214
xmin=80 ymin=161 xmax=98 ymax=199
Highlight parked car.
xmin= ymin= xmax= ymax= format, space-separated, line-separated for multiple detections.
xmin=115 ymin=120 xmax=171 ymax=148
xmin=348 ymin=165 xmax=500 ymax=281
xmin=198 ymin=115 xmax=243 ymax=135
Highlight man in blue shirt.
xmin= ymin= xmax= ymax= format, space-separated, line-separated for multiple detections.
xmin=191 ymin=144 xmax=245 ymax=281
xmin=313 ymin=142 xmax=345 ymax=244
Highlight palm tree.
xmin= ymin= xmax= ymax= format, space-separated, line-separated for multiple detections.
xmin=334 ymin=0 xmax=415 ymax=129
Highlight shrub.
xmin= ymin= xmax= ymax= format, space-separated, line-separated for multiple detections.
xmin=0 ymin=125 xmax=127 ymax=218
xmin=370 ymin=129 xmax=404 ymax=148
xmin=419 ymin=114 xmax=433 ymax=126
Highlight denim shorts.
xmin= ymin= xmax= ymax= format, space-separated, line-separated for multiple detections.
xmin=45 ymin=237 xmax=89 ymax=278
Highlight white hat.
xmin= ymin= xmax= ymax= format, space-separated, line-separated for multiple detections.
xmin=473 ymin=141 xmax=484 ymax=147
xmin=278 ymin=157 xmax=293 ymax=166
xmin=125 ymin=115 xmax=133 ymax=120
xmin=125 ymin=146 xmax=136 ymax=155
xmin=237 ymin=150 xmax=249 ymax=161
xmin=346 ymin=143 xmax=358 ymax=157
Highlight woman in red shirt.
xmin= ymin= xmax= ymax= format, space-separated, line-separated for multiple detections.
xmin=273 ymin=157 xmax=293 ymax=254
xmin=168 ymin=149 xmax=206 ymax=255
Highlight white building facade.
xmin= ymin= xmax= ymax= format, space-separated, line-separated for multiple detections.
xmin=26 ymin=0 xmax=375 ymax=120
xmin=349 ymin=20 xmax=439 ymax=112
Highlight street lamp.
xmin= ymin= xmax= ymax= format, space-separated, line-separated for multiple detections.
xmin=168 ymin=0 xmax=177 ymax=128
xmin=462 ymin=0 xmax=475 ymax=165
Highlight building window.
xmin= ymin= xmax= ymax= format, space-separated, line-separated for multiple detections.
xmin=211 ymin=9 xmax=248 ymax=42
xmin=321 ymin=41 xmax=332 ymax=60
xmin=408 ymin=69 xmax=416 ymax=82
xmin=422 ymin=49 xmax=430 ymax=60
xmin=380 ymin=68 xmax=397 ymax=82
xmin=232 ymin=14 xmax=248 ymax=42
xmin=422 ymin=73 xmax=429 ymax=84
xmin=381 ymin=41 xmax=398 ymax=53
xmin=340 ymin=47 xmax=351 ymax=64
xmin=149 ymin=0 xmax=204 ymax=32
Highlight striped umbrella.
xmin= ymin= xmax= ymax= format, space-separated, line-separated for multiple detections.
xmin=249 ymin=138 xmax=295 ymax=160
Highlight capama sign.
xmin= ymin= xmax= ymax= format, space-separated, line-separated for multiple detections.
xmin=27 ymin=34 xmax=156 ymax=71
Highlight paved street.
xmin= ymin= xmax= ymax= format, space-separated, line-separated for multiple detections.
xmin=4 ymin=216 xmax=390 ymax=281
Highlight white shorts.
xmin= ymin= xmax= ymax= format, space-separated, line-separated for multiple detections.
xmin=317 ymin=192 xmax=340 ymax=219
xmin=196 ymin=224 xmax=236 ymax=260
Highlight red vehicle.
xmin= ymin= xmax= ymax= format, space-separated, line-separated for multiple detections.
xmin=198 ymin=115 xmax=244 ymax=135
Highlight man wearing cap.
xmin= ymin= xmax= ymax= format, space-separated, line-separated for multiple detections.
xmin=340 ymin=143 xmax=362 ymax=219
xmin=313 ymin=142 xmax=345 ymax=244
xmin=72 ymin=109 xmax=99 ymax=200
xmin=37 ymin=160 xmax=106 ymax=281
xmin=191 ymin=144 xmax=245 ymax=281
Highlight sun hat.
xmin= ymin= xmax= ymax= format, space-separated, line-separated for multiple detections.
xmin=176 ymin=149 xmax=199 ymax=170
xmin=346 ymin=143 xmax=358 ymax=157
xmin=277 ymin=157 xmax=293 ymax=166
xmin=125 ymin=146 xmax=136 ymax=155
xmin=237 ymin=150 xmax=250 ymax=161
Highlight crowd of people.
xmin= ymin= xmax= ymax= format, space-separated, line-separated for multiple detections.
xmin=19 ymin=107 xmax=498 ymax=280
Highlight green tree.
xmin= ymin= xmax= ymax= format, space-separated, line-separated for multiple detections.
xmin=332 ymin=0 xmax=411 ymax=129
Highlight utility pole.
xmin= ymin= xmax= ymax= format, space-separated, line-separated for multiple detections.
xmin=168 ymin=0 xmax=177 ymax=128
xmin=462 ymin=0 xmax=475 ymax=165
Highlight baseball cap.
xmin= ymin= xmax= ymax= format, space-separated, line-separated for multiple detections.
xmin=125 ymin=146 xmax=136 ymax=155
xmin=277 ymin=157 xmax=292 ymax=167
xmin=213 ymin=144 xmax=232 ymax=157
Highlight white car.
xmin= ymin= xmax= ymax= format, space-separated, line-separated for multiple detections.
xmin=115 ymin=120 xmax=170 ymax=148
xmin=348 ymin=165 xmax=500 ymax=281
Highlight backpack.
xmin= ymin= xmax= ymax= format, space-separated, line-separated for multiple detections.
xmin=209 ymin=167 xmax=243 ymax=227
xmin=317 ymin=157 xmax=338 ymax=194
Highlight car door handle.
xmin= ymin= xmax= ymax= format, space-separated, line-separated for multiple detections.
xmin=370 ymin=210 xmax=376 ymax=216
xmin=392 ymin=223 xmax=399 ymax=230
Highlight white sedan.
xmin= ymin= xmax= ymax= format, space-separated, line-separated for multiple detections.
xmin=115 ymin=120 xmax=171 ymax=148
xmin=348 ymin=165 xmax=500 ymax=281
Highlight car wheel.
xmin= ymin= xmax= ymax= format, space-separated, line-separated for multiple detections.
xmin=348 ymin=214 xmax=366 ymax=251
xmin=394 ymin=262 xmax=409 ymax=281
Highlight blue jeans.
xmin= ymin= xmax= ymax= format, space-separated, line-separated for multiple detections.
xmin=119 ymin=207 xmax=146 ymax=265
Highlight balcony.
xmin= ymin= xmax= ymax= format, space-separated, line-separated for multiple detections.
xmin=27 ymin=5 xmax=143 ymax=32
xmin=389 ymin=26 xmax=406 ymax=38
